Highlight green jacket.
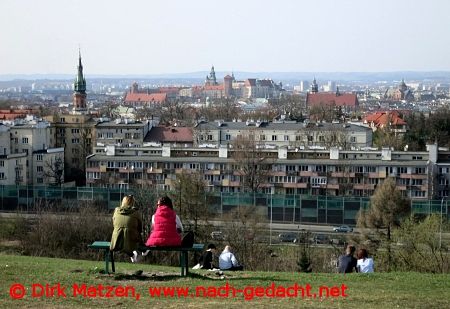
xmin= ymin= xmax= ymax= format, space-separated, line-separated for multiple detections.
xmin=110 ymin=204 xmax=143 ymax=253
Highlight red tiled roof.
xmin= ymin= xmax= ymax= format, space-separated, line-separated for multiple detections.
xmin=306 ymin=92 xmax=358 ymax=107
xmin=363 ymin=111 xmax=406 ymax=127
xmin=158 ymin=87 xmax=180 ymax=94
xmin=0 ymin=109 xmax=36 ymax=120
xmin=204 ymin=85 xmax=224 ymax=91
xmin=124 ymin=92 xmax=167 ymax=103
xmin=144 ymin=126 xmax=193 ymax=143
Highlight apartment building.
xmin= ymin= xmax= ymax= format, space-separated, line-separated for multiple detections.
xmin=85 ymin=142 xmax=449 ymax=200
xmin=193 ymin=120 xmax=373 ymax=150
xmin=0 ymin=119 xmax=63 ymax=186
xmin=95 ymin=118 xmax=154 ymax=148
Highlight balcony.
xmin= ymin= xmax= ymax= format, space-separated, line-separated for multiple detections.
xmin=269 ymin=171 xmax=286 ymax=177
xmin=326 ymin=184 xmax=340 ymax=190
xmin=147 ymin=168 xmax=163 ymax=174
xmin=86 ymin=167 xmax=100 ymax=172
xmin=300 ymin=171 xmax=318 ymax=177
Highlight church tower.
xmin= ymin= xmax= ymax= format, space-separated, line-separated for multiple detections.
xmin=205 ymin=65 xmax=218 ymax=86
xmin=73 ymin=50 xmax=87 ymax=113
xmin=310 ymin=77 xmax=319 ymax=93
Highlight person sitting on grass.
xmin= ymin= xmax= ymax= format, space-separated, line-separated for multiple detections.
xmin=357 ymin=248 xmax=374 ymax=273
xmin=110 ymin=195 xmax=143 ymax=263
xmin=219 ymin=245 xmax=244 ymax=271
xmin=199 ymin=243 xmax=218 ymax=270
xmin=337 ymin=245 xmax=358 ymax=273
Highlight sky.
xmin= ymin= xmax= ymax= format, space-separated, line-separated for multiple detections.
xmin=1 ymin=0 xmax=450 ymax=75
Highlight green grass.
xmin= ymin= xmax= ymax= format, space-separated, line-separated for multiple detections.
xmin=0 ymin=254 xmax=449 ymax=308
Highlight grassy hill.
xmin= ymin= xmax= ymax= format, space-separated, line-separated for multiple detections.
xmin=0 ymin=254 xmax=449 ymax=308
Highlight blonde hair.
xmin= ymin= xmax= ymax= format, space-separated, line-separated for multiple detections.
xmin=121 ymin=195 xmax=135 ymax=208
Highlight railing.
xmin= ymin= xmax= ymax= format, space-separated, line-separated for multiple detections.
xmin=0 ymin=185 xmax=448 ymax=224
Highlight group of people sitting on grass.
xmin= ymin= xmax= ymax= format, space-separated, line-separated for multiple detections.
xmin=109 ymin=194 xmax=243 ymax=271
xmin=194 ymin=243 xmax=244 ymax=271
xmin=338 ymin=244 xmax=374 ymax=273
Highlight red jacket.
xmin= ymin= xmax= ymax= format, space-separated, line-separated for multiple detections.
xmin=145 ymin=205 xmax=181 ymax=247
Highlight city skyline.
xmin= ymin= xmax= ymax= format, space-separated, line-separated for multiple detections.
xmin=1 ymin=0 xmax=450 ymax=75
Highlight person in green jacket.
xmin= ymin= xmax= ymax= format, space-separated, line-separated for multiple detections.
xmin=110 ymin=195 xmax=143 ymax=263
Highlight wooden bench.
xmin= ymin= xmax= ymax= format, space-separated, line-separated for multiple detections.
xmin=88 ymin=241 xmax=204 ymax=276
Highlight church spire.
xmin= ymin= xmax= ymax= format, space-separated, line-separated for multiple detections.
xmin=73 ymin=50 xmax=87 ymax=113
xmin=74 ymin=49 xmax=86 ymax=93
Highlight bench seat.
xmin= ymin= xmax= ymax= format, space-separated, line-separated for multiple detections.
xmin=88 ymin=241 xmax=204 ymax=276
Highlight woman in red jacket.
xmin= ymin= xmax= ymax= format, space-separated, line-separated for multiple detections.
xmin=145 ymin=196 xmax=183 ymax=247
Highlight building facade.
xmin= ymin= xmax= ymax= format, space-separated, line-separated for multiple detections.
xmin=85 ymin=142 xmax=448 ymax=201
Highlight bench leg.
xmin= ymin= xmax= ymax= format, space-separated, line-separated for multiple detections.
xmin=103 ymin=250 xmax=115 ymax=274
xmin=104 ymin=249 xmax=110 ymax=274
xmin=110 ymin=251 xmax=115 ymax=273
xmin=180 ymin=251 xmax=188 ymax=276
xmin=185 ymin=251 xmax=189 ymax=276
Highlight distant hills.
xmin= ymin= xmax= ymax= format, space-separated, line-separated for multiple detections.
xmin=1 ymin=71 xmax=450 ymax=82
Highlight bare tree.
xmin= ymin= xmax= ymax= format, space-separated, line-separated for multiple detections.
xmin=231 ymin=131 xmax=273 ymax=194
xmin=43 ymin=157 xmax=64 ymax=186
xmin=173 ymin=171 xmax=212 ymax=240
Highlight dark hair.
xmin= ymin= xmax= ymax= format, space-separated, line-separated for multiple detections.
xmin=346 ymin=245 xmax=356 ymax=255
xmin=158 ymin=196 xmax=173 ymax=209
xmin=357 ymin=248 xmax=368 ymax=260
xmin=207 ymin=244 xmax=216 ymax=250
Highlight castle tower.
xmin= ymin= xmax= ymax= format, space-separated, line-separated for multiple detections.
xmin=224 ymin=74 xmax=233 ymax=98
xmin=73 ymin=50 xmax=87 ymax=113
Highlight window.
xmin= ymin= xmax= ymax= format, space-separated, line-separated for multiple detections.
xmin=296 ymin=135 xmax=301 ymax=141
xmin=71 ymin=129 xmax=80 ymax=134
xmin=106 ymin=132 xmax=113 ymax=139
xmin=272 ymin=135 xmax=277 ymax=141
xmin=414 ymin=167 xmax=425 ymax=174
xmin=225 ymin=134 xmax=231 ymax=141
xmin=350 ymin=136 xmax=356 ymax=143
xmin=22 ymin=137 xmax=29 ymax=144
xmin=0 ymin=172 xmax=4 ymax=179
xmin=36 ymin=154 xmax=43 ymax=161
xmin=260 ymin=135 xmax=266 ymax=141
xmin=284 ymin=135 xmax=289 ymax=141
xmin=71 ymin=138 xmax=80 ymax=144
xmin=36 ymin=166 xmax=43 ymax=172
xmin=0 ymin=161 xmax=3 ymax=167
xmin=37 ymin=177 xmax=44 ymax=183
xmin=398 ymin=167 xmax=407 ymax=174
xmin=60 ymin=118 xmax=65 ymax=123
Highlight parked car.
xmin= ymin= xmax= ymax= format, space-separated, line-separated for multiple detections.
xmin=312 ymin=234 xmax=330 ymax=244
xmin=278 ymin=232 xmax=297 ymax=243
xmin=210 ymin=231 xmax=225 ymax=241
xmin=333 ymin=225 xmax=353 ymax=233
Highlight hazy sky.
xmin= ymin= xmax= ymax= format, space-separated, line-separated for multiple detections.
xmin=1 ymin=0 xmax=450 ymax=75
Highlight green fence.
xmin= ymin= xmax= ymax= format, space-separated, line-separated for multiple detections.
xmin=1 ymin=185 xmax=448 ymax=225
